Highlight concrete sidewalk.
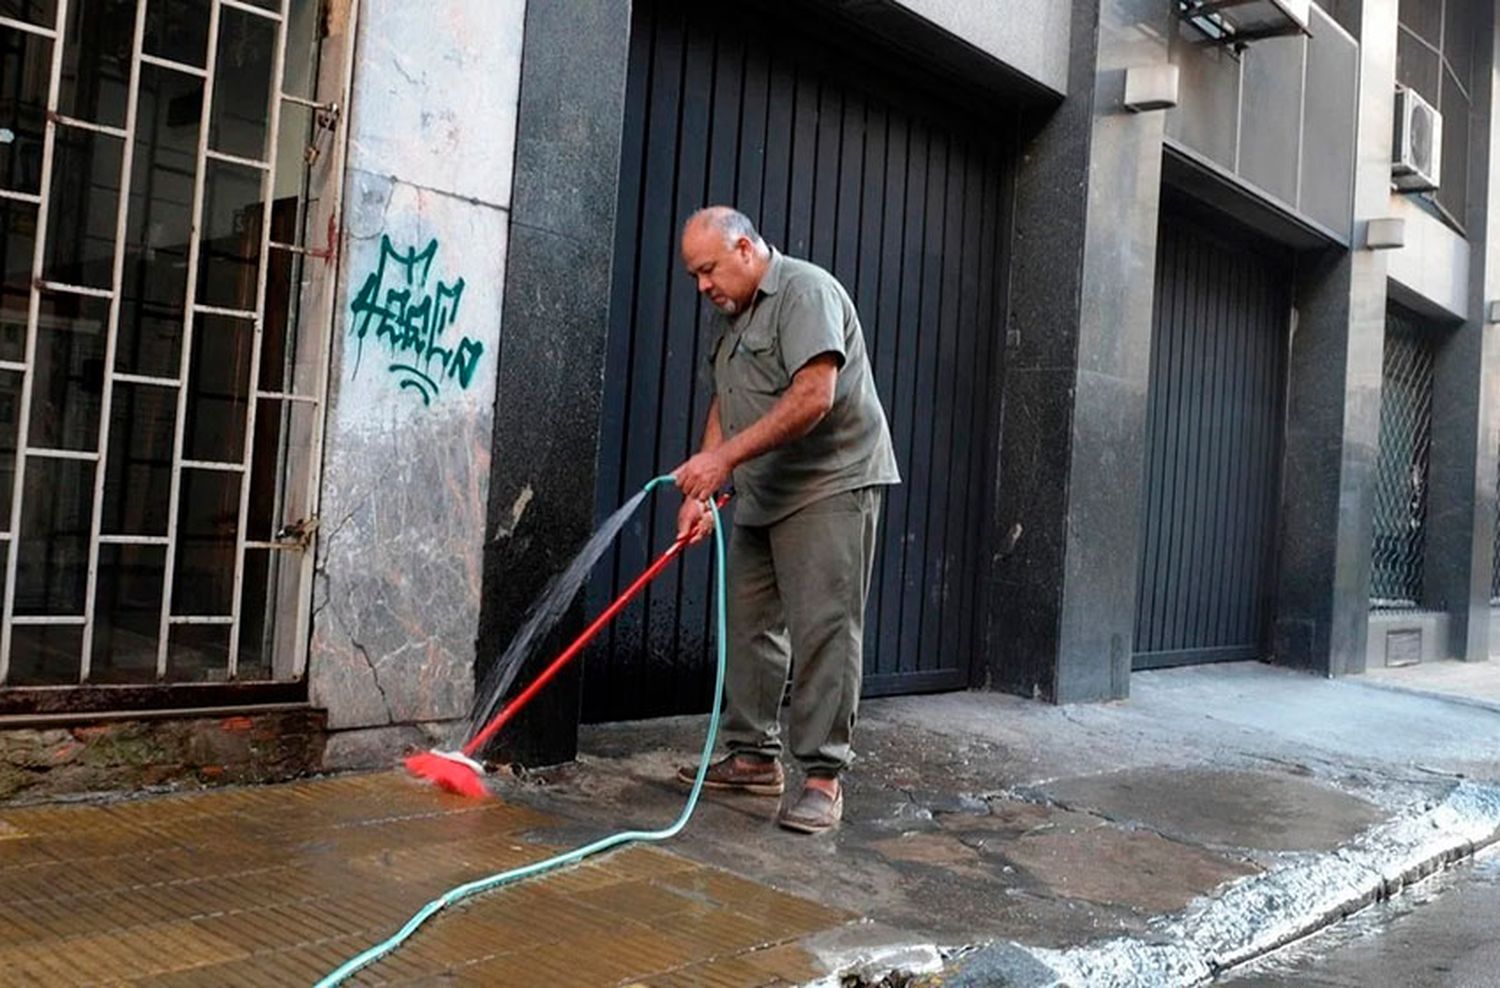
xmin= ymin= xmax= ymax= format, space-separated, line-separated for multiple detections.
xmin=507 ymin=661 xmax=1500 ymax=986
xmin=3 ymin=660 xmax=1499 ymax=986
xmin=1361 ymin=658 xmax=1500 ymax=713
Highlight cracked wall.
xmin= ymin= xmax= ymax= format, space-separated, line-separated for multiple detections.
xmin=310 ymin=0 xmax=526 ymax=765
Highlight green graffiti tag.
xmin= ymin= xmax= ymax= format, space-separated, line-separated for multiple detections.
xmin=349 ymin=235 xmax=484 ymax=406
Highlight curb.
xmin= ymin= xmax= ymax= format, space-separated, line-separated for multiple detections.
xmin=1354 ymin=677 xmax=1500 ymax=718
xmin=914 ymin=780 xmax=1500 ymax=988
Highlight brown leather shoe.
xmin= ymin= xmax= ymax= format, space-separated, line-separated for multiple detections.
xmin=778 ymin=782 xmax=843 ymax=834
xmin=676 ymin=754 xmax=784 ymax=796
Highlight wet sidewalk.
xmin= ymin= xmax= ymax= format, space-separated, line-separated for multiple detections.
xmin=6 ymin=661 xmax=1500 ymax=987
xmin=506 ymin=661 xmax=1500 ymax=985
xmin=0 ymin=773 xmax=851 ymax=986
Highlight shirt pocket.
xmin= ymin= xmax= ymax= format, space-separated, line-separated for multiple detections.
xmin=735 ymin=327 xmax=789 ymax=395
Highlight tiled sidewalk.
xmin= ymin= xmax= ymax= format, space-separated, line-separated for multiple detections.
xmin=0 ymin=773 xmax=852 ymax=986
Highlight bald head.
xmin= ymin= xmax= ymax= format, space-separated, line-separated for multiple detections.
xmin=681 ymin=205 xmax=771 ymax=315
xmin=685 ymin=206 xmax=763 ymax=247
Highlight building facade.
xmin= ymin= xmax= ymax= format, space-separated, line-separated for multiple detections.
xmin=0 ymin=0 xmax=1496 ymax=795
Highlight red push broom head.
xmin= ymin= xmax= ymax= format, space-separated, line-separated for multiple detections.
xmin=405 ymin=749 xmax=489 ymax=799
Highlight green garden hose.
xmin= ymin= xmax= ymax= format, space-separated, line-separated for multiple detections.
xmin=316 ymin=475 xmax=727 ymax=987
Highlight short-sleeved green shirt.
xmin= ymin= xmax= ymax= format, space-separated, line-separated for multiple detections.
xmin=710 ymin=249 xmax=900 ymax=526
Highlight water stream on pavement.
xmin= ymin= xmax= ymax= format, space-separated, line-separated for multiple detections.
xmin=463 ymin=488 xmax=651 ymax=747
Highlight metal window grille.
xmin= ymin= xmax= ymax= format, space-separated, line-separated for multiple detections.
xmin=1370 ymin=309 xmax=1436 ymax=608
xmin=0 ymin=0 xmax=342 ymax=697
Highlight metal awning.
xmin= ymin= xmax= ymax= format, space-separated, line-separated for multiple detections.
xmin=1180 ymin=0 xmax=1312 ymax=46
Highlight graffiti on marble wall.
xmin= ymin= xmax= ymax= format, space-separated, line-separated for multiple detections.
xmin=349 ymin=235 xmax=484 ymax=406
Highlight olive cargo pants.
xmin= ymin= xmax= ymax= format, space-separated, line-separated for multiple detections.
xmin=722 ymin=487 xmax=882 ymax=776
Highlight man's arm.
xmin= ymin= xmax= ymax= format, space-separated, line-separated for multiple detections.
xmin=700 ymin=395 xmax=724 ymax=453
xmin=678 ymin=398 xmax=728 ymax=542
xmin=674 ymin=353 xmax=838 ymax=501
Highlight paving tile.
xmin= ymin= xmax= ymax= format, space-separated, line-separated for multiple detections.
xmin=567 ymin=877 xmax=709 ymax=918
xmin=645 ymin=903 xmax=800 ymax=958
xmin=740 ymin=941 xmax=827 ymax=983
xmin=524 ymin=929 xmax=702 ymax=983
xmin=0 ymin=773 xmax=852 ymax=987
xmin=0 ymin=835 xmax=52 ymax=865
xmin=643 ymin=954 xmax=788 ymax=988
xmin=593 ymin=845 xmax=705 ymax=882
xmin=438 ymin=882 xmax=627 ymax=948
xmin=133 ymin=959 xmax=291 ymax=988
xmin=0 ymin=918 xmax=249 ymax=982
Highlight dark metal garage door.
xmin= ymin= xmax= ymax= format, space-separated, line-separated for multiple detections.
xmin=1133 ymin=210 xmax=1290 ymax=670
xmin=582 ymin=0 xmax=1012 ymax=721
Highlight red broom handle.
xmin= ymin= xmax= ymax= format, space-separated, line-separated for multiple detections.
xmin=462 ymin=493 xmax=729 ymax=757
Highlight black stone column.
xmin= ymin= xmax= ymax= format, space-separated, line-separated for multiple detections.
xmin=477 ymin=0 xmax=632 ymax=765
xmin=1423 ymin=0 xmax=1499 ymax=662
xmin=987 ymin=0 xmax=1173 ymax=703
xmin=1270 ymin=0 xmax=1392 ymax=676
xmin=1273 ymin=251 xmax=1384 ymax=675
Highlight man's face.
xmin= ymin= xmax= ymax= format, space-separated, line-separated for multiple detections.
xmin=682 ymin=225 xmax=758 ymax=315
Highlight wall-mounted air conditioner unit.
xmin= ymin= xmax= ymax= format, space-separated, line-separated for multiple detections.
xmin=1392 ymin=85 xmax=1442 ymax=193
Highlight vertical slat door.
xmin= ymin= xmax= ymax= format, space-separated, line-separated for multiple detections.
xmin=584 ymin=0 xmax=1010 ymax=721
xmin=1133 ymin=212 xmax=1290 ymax=670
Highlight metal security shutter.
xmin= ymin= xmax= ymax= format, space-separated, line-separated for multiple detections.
xmin=1133 ymin=211 xmax=1290 ymax=670
xmin=583 ymin=0 xmax=1010 ymax=722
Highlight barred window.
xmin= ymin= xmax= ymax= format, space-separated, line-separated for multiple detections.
xmin=0 ymin=0 xmax=339 ymax=704
xmin=1371 ymin=306 xmax=1438 ymax=607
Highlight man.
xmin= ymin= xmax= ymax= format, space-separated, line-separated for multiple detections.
xmin=672 ymin=206 xmax=900 ymax=834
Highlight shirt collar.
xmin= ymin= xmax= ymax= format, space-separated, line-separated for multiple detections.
xmin=756 ymin=248 xmax=784 ymax=298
